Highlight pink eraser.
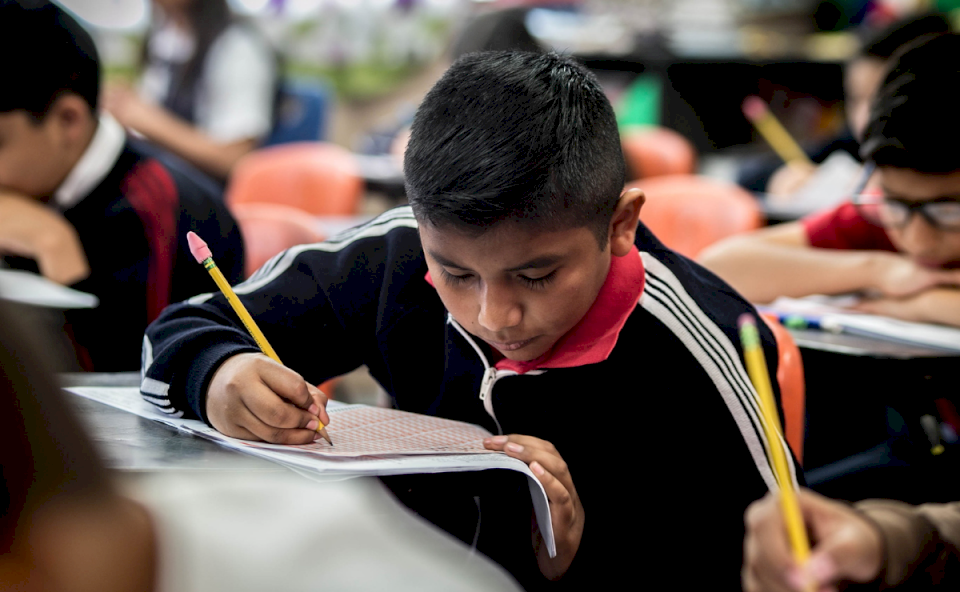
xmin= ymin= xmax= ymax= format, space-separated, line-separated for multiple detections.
xmin=742 ymin=96 xmax=768 ymax=122
xmin=187 ymin=231 xmax=212 ymax=263
xmin=738 ymin=312 xmax=757 ymax=329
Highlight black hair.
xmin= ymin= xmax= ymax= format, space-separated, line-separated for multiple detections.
xmin=404 ymin=51 xmax=625 ymax=248
xmin=0 ymin=301 xmax=109 ymax=553
xmin=860 ymin=33 xmax=960 ymax=173
xmin=858 ymin=12 xmax=951 ymax=60
xmin=0 ymin=0 xmax=100 ymax=119
xmin=140 ymin=0 xmax=233 ymax=106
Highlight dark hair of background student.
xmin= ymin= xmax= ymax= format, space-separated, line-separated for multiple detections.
xmin=0 ymin=0 xmax=99 ymax=119
xmin=139 ymin=0 xmax=231 ymax=109
xmin=861 ymin=32 xmax=960 ymax=173
xmin=403 ymin=51 xmax=625 ymax=248
xmin=858 ymin=11 xmax=950 ymax=59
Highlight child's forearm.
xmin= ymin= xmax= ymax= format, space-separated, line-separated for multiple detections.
xmin=698 ymin=237 xmax=886 ymax=303
xmin=128 ymin=106 xmax=255 ymax=179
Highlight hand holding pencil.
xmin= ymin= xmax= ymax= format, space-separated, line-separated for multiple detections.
xmin=743 ymin=489 xmax=885 ymax=592
xmin=188 ymin=231 xmax=332 ymax=445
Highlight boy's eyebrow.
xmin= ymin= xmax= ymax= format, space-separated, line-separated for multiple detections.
xmin=429 ymin=251 xmax=563 ymax=271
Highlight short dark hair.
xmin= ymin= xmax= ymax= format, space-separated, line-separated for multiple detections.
xmin=404 ymin=51 xmax=625 ymax=248
xmin=860 ymin=33 xmax=960 ymax=172
xmin=0 ymin=0 xmax=100 ymax=119
xmin=858 ymin=12 xmax=950 ymax=60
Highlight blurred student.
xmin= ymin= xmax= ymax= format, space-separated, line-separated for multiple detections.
xmin=700 ymin=33 xmax=960 ymax=329
xmin=142 ymin=51 xmax=795 ymax=590
xmin=0 ymin=0 xmax=244 ymax=371
xmin=105 ymin=0 xmax=278 ymax=181
xmin=0 ymin=301 xmax=524 ymax=592
xmin=738 ymin=13 xmax=950 ymax=197
xmin=743 ymin=488 xmax=960 ymax=591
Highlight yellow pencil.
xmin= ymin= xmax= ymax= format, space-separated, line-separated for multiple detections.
xmin=187 ymin=231 xmax=332 ymax=445
xmin=738 ymin=314 xmax=809 ymax=565
xmin=742 ymin=96 xmax=814 ymax=167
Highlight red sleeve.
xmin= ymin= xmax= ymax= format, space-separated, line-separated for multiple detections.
xmin=122 ymin=159 xmax=179 ymax=324
xmin=801 ymin=201 xmax=897 ymax=252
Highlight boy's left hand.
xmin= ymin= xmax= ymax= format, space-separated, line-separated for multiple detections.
xmin=483 ymin=434 xmax=583 ymax=580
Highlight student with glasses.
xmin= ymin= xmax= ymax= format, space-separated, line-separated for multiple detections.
xmin=699 ymin=33 xmax=960 ymax=329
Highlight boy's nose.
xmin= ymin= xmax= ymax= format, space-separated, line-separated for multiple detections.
xmin=900 ymin=213 xmax=941 ymax=250
xmin=477 ymin=285 xmax=522 ymax=332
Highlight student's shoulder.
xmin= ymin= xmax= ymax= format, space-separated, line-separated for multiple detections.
xmin=123 ymin=138 xmax=224 ymax=203
xmin=633 ymin=222 xmax=765 ymax=335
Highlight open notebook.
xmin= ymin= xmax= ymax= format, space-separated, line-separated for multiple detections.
xmin=66 ymin=386 xmax=555 ymax=558
xmin=763 ymin=296 xmax=960 ymax=353
xmin=0 ymin=268 xmax=98 ymax=308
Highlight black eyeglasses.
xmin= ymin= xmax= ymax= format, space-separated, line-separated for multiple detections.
xmin=853 ymin=194 xmax=960 ymax=232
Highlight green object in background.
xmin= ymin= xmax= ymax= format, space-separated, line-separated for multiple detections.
xmin=616 ymin=73 xmax=662 ymax=130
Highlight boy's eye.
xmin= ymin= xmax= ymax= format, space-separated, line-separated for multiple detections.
xmin=518 ymin=270 xmax=557 ymax=289
xmin=440 ymin=269 xmax=473 ymax=285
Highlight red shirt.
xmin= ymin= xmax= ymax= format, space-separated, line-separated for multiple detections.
xmin=801 ymin=200 xmax=897 ymax=252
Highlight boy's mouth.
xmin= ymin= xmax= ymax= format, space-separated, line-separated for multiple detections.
xmin=485 ymin=336 xmax=539 ymax=352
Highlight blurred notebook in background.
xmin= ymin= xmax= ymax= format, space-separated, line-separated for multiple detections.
xmin=762 ymin=295 xmax=960 ymax=353
xmin=761 ymin=152 xmax=864 ymax=220
xmin=0 ymin=268 xmax=98 ymax=309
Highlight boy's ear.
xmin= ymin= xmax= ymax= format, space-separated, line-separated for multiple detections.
xmin=608 ymin=187 xmax=645 ymax=257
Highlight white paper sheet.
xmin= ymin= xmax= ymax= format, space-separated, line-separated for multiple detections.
xmin=767 ymin=296 xmax=960 ymax=352
xmin=66 ymin=386 xmax=556 ymax=557
xmin=0 ymin=268 xmax=98 ymax=308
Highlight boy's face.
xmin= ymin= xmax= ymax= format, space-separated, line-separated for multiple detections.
xmin=0 ymin=99 xmax=90 ymax=199
xmin=880 ymin=167 xmax=960 ymax=268
xmin=420 ymin=190 xmax=644 ymax=361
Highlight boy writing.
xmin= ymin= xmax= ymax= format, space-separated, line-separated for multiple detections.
xmin=143 ymin=51 xmax=796 ymax=589
xmin=701 ymin=33 xmax=960 ymax=329
xmin=0 ymin=0 xmax=244 ymax=370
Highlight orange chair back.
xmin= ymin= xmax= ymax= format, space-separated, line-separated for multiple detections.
xmin=227 ymin=142 xmax=364 ymax=216
xmin=621 ymin=126 xmax=697 ymax=179
xmin=760 ymin=313 xmax=806 ymax=465
xmin=630 ymin=174 xmax=764 ymax=259
xmin=231 ymin=203 xmax=326 ymax=279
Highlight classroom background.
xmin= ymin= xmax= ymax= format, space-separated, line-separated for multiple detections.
xmin=18 ymin=0 xmax=960 ymax=549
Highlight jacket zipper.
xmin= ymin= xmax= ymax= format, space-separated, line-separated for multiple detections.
xmin=448 ymin=316 xmax=505 ymax=434
xmin=447 ymin=315 xmax=544 ymax=435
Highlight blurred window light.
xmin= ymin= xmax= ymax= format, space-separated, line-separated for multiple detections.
xmin=286 ymin=0 xmax=325 ymax=17
xmin=60 ymin=0 xmax=147 ymax=29
xmin=231 ymin=0 xmax=272 ymax=14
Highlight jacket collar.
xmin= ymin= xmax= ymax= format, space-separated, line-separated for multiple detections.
xmin=54 ymin=114 xmax=126 ymax=211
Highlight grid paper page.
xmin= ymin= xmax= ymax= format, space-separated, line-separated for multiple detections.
xmin=258 ymin=405 xmax=494 ymax=457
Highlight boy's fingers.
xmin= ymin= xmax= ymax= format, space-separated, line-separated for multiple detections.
xmin=744 ymin=494 xmax=798 ymax=591
xmin=258 ymin=362 xmax=315 ymax=410
xmin=236 ymin=402 xmax=322 ymax=445
xmin=243 ymin=387 xmax=322 ymax=432
xmin=529 ymin=461 xmax=574 ymax=511
xmin=307 ymin=383 xmax=330 ymax=426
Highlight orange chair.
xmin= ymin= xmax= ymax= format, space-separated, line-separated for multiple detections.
xmin=761 ymin=313 xmax=806 ymax=466
xmin=621 ymin=126 xmax=697 ymax=179
xmin=231 ymin=202 xmax=326 ymax=279
xmin=630 ymin=174 xmax=764 ymax=259
xmin=226 ymin=142 xmax=364 ymax=216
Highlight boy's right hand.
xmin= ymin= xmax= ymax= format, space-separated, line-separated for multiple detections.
xmin=207 ymin=353 xmax=330 ymax=444
xmin=0 ymin=191 xmax=89 ymax=285
xmin=872 ymin=253 xmax=960 ymax=298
